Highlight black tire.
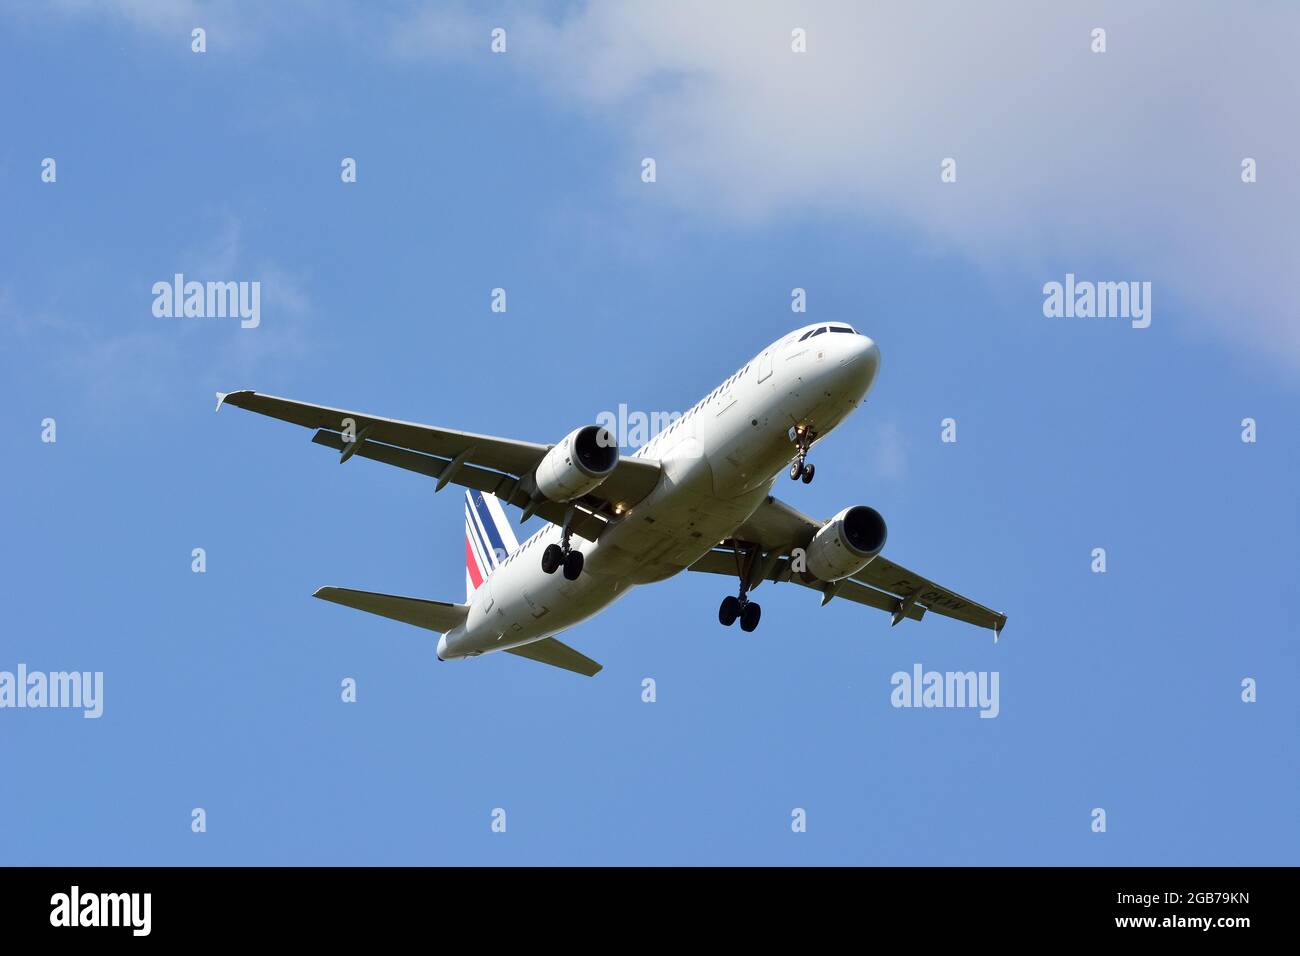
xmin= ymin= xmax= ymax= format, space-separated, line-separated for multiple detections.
xmin=740 ymin=602 xmax=762 ymax=632
xmin=541 ymin=543 xmax=563 ymax=574
xmin=801 ymin=462 xmax=815 ymax=484
xmin=562 ymin=549 xmax=585 ymax=581
xmin=718 ymin=595 xmax=741 ymax=626
xmin=790 ymin=462 xmax=802 ymax=480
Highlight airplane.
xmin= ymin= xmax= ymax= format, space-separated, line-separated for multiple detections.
xmin=216 ymin=322 xmax=1007 ymax=677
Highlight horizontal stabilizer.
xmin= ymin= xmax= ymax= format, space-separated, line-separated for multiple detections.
xmin=313 ymin=587 xmax=469 ymax=633
xmin=505 ymin=638 xmax=602 ymax=677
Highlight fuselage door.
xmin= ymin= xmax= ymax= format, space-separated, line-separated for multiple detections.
xmin=758 ymin=348 xmax=774 ymax=383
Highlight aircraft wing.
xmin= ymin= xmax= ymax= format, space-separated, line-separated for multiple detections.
xmin=849 ymin=554 xmax=1007 ymax=635
xmin=727 ymin=494 xmax=822 ymax=551
xmin=694 ymin=495 xmax=1007 ymax=638
xmin=216 ymin=390 xmax=661 ymax=542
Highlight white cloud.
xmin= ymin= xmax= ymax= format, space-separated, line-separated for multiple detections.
xmin=443 ymin=1 xmax=1300 ymax=371
xmin=19 ymin=0 xmax=1300 ymax=371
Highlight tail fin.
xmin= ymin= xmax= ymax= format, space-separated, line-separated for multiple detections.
xmin=465 ymin=489 xmax=520 ymax=601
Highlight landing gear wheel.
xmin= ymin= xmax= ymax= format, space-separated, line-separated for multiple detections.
xmin=719 ymin=595 xmax=741 ymax=626
xmin=739 ymin=602 xmax=762 ymax=632
xmin=789 ymin=425 xmax=817 ymax=482
xmin=562 ymin=549 xmax=584 ymax=581
xmin=541 ymin=543 xmax=563 ymax=574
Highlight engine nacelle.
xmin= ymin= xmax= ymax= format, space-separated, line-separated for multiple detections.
xmin=805 ymin=506 xmax=888 ymax=581
xmin=534 ymin=425 xmax=619 ymax=502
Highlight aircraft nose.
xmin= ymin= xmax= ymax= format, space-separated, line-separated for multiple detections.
xmin=856 ymin=335 xmax=880 ymax=374
xmin=843 ymin=335 xmax=880 ymax=391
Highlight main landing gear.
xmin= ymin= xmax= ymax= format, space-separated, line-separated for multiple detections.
xmin=541 ymin=542 xmax=583 ymax=580
xmin=718 ymin=541 xmax=763 ymax=632
xmin=541 ymin=507 xmax=584 ymax=580
xmin=788 ymin=424 xmax=816 ymax=483
xmin=719 ymin=594 xmax=761 ymax=632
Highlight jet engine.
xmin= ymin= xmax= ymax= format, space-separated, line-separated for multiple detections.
xmin=805 ymin=506 xmax=888 ymax=581
xmin=535 ymin=425 xmax=619 ymax=502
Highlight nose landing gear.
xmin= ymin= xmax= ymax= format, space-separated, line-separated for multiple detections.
xmin=788 ymin=425 xmax=817 ymax=483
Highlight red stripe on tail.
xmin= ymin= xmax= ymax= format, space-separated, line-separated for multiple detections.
xmin=465 ymin=535 xmax=484 ymax=590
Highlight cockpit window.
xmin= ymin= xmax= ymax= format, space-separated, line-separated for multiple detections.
xmin=830 ymin=325 xmax=855 ymax=334
xmin=811 ymin=326 xmax=828 ymax=337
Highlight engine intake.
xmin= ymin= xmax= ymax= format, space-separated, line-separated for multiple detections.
xmin=805 ymin=505 xmax=888 ymax=582
xmin=535 ymin=425 xmax=619 ymax=502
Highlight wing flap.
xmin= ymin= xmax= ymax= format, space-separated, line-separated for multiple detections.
xmin=504 ymin=638 xmax=603 ymax=677
xmin=313 ymin=586 xmax=469 ymax=633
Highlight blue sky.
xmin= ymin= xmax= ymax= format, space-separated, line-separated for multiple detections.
xmin=2 ymin=2 xmax=1297 ymax=865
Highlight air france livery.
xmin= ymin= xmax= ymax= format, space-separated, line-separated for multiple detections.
xmin=218 ymin=324 xmax=1006 ymax=677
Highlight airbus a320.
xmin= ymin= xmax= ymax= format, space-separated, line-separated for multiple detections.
xmin=218 ymin=323 xmax=1007 ymax=677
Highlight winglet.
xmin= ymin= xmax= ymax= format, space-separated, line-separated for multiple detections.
xmin=215 ymin=389 xmax=254 ymax=412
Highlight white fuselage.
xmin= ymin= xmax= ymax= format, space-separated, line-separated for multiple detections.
xmin=437 ymin=324 xmax=880 ymax=662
